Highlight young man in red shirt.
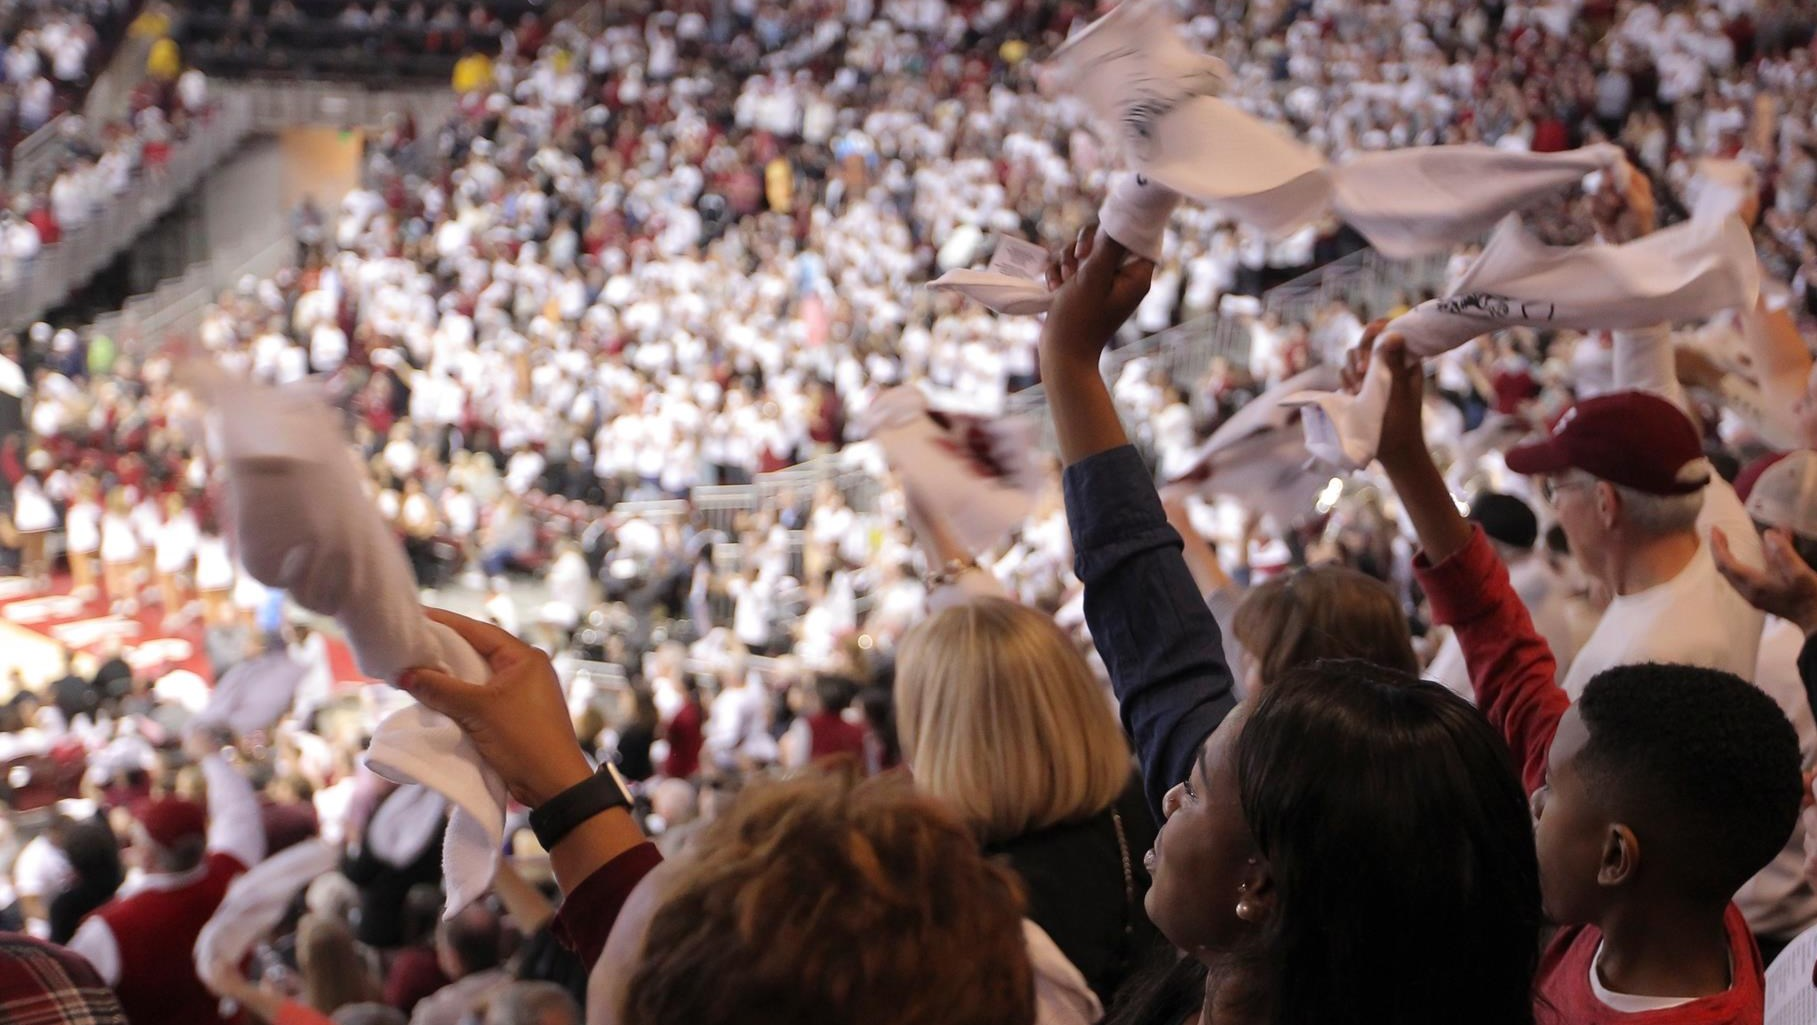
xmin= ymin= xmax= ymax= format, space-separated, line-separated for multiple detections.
xmin=1365 ymin=327 xmax=1803 ymax=1024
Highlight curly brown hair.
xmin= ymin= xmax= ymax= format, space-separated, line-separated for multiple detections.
xmin=622 ymin=771 xmax=1035 ymax=1025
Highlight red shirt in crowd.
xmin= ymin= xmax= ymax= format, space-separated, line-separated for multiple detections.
xmin=383 ymin=945 xmax=450 ymax=1014
xmin=804 ymin=712 xmax=867 ymax=765
xmin=1415 ymin=526 xmax=1766 ymax=1025
xmin=662 ymin=699 xmax=704 ymax=779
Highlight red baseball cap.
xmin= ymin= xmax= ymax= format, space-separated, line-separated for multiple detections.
xmin=135 ymin=797 xmax=207 ymax=849
xmin=1505 ymin=391 xmax=1710 ymax=496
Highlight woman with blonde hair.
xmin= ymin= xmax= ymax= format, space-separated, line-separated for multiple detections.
xmin=203 ymin=915 xmax=382 ymax=1025
xmin=296 ymin=914 xmax=382 ymax=1016
xmin=896 ymin=498 xmax=1164 ymax=1018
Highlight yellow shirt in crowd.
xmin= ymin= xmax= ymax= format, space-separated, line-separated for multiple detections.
xmin=452 ymin=52 xmax=494 ymax=94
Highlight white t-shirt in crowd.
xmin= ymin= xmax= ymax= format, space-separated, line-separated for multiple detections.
xmin=1560 ymin=542 xmax=1762 ymax=699
xmin=1428 ymin=551 xmax=1581 ymax=700
xmin=1734 ymin=615 xmax=1817 ymax=940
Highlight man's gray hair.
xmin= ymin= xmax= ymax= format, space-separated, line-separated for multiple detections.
xmin=484 ymin=981 xmax=582 ymax=1025
xmin=1611 ymin=460 xmax=1709 ymax=537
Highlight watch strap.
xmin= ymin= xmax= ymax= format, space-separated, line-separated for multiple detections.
xmin=528 ymin=765 xmax=633 ymax=851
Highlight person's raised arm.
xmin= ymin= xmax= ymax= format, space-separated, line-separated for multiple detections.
xmin=401 ymin=609 xmax=654 ymax=967
xmin=189 ymin=731 xmax=267 ymax=870
xmin=1592 ymin=174 xmax=1694 ymax=414
xmin=1366 ymin=328 xmax=1565 ymax=794
xmin=901 ymin=484 xmax=1009 ymax=610
xmin=1040 ymin=225 xmax=1154 ymax=466
xmin=1041 ymin=225 xmax=1238 ymax=818
xmin=1741 ymin=298 xmax=1814 ymax=445
xmin=1360 ymin=327 xmax=1474 ymax=567
xmin=491 ymin=853 xmax=557 ymax=935
xmin=1160 ymin=490 xmax=1234 ymax=598
xmin=1715 ymin=526 xmax=1817 ymax=716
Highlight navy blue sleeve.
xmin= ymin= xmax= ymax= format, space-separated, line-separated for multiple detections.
xmin=1063 ymin=444 xmax=1240 ymax=820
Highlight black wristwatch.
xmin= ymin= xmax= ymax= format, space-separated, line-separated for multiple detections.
xmin=528 ymin=764 xmax=634 ymax=851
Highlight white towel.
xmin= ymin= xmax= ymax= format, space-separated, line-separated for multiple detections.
xmin=1097 ymin=172 xmax=1182 ymax=264
xmin=364 ymin=784 xmax=448 ymax=869
xmin=860 ymin=387 xmax=1044 ymax=555
xmin=194 ymin=650 xmax=308 ymax=736
xmin=196 ymin=367 xmax=505 ymax=915
xmin=1387 ymin=212 xmax=1759 ymax=357
xmin=925 ymin=268 xmax=1053 ymax=316
xmin=194 ymin=838 xmax=338 ymax=1003
xmin=1331 ymin=145 xmax=1628 ymax=259
xmin=1044 ymin=0 xmax=1230 ymax=156
xmin=1167 ymin=368 xmax=1342 ymax=524
xmin=1684 ymin=159 xmax=1757 ymax=222
xmin=1110 ymin=93 xmax=1331 ymax=237
xmin=928 ymin=173 xmax=1182 ymax=315
xmin=1047 ymin=1 xmax=1629 ymax=248
xmin=1289 ymin=211 xmax=1760 ymax=469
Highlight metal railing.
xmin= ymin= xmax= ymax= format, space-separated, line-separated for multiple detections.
xmin=93 ymin=225 xmax=292 ymax=351
xmin=9 ymin=115 xmax=71 ymax=191
xmin=0 ymin=96 xmax=255 ymax=332
xmin=84 ymin=83 xmax=460 ymax=350
xmin=228 ymin=81 xmax=455 ymax=134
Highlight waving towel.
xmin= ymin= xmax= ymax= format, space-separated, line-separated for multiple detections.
xmin=195 ymin=839 xmax=339 ymax=1004
xmin=196 ymin=368 xmax=503 ymax=915
xmin=1046 ymin=0 xmax=1627 ymax=247
xmin=1288 ymin=212 xmax=1760 ymax=469
xmin=195 ymin=650 xmax=308 ymax=737
xmin=1331 ymin=144 xmax=1628 ymax=259
xmin=860 ymin=387 xmax=1044 ymax=554
xmin=929 ymin=173 xmax=1183 ymax=315
xmin=1171 ymin=367 xmax=1345 ymax=525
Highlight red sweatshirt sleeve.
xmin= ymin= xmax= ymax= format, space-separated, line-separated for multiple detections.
xmin=551 ymin=841 xmax=664 ymax=969
xmin=277 ymin=1000 xmax=338 ymax=1025
xmin=1414 ymin=525 xmax=1567 ymax=796
xmin=1 ymin=438 xmax=22 ymax=487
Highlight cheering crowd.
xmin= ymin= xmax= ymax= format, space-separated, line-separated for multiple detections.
xmin=3 ymin=0 xmax=1817 ymax=1023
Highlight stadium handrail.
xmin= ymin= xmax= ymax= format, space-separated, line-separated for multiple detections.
xmin=0 ymin=94 xmax=255 ymax=332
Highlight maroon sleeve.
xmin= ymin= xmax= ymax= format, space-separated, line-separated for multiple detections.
xmin=1 ymin=439 xmax=23 ymax=487
xmin=551 ymin=842 xmax=664 ymax=969
xmin=1414 ymin=525 xmax=1567 ymax=796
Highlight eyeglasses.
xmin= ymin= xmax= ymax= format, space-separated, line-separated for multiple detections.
xmin=1540 ymin=476 xmax=1592 ymax=506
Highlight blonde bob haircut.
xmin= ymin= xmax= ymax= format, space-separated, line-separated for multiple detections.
xmin=895 ymin=597 xmax=1131 ymax=845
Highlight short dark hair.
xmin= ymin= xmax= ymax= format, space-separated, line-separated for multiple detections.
xmin=402 ymin=884 xmax=444 ymax=949
xmin=1577 ymin=664 xmax=1803 ymax=901
xmin=1469 ymin=493 xmax=1539 ymax=551
xmin=62 ymin=818 xmax=122 ymax=887
xmin=814 ymin=674 xmax=857 ymax=713
xmin=439 ymin=904 xmax=503 ymax=976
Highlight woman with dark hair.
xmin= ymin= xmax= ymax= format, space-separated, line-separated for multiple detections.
xmin=1041 ymin=227 xmax=1542 ymax=1025
xmin=48 ymin=817 xmax=123 ymax=945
